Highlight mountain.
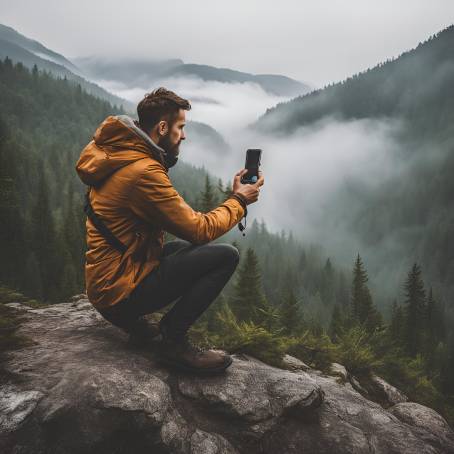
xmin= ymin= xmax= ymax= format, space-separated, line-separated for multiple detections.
xmin=1 ymin=296 xmax=453 ymax=454
xmin=253 ymin=25 xmax=454 ymax=136
xmin=186 ymin=120 xmax=230 ymax=153
xmin=0 ymin=24 xmax=133 ymax=111
xmin=74 ymin=56 xmax=311 ymax=97
xmin=0 ymin=23 xmax=80 ymax=74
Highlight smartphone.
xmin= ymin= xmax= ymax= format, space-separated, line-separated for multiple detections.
xmin=240 ymin=149 xmax=262 ymax=184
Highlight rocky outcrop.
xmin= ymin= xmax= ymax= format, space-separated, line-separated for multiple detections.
xmin=358 ymin=373 xmax=408 ymax=407
xmin=1 ymin=296 xmax=453 ymax=454
xmin=328 ymin=364 xmax=408 ymax=408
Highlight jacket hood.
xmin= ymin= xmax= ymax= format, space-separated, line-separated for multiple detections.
xmin=75 ymin=115 xmax=169 ymax=186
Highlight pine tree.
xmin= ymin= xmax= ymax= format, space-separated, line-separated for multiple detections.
xmin=329 ymin=304 xmax=345 ymax=341
xmin=229 ymin=247 xmax=272 ymax=326
xmin=200 ymin=174 xmax=217 ymax=212
xmin=351 ymin=253 xmax=368 ymax=321
xmin=440 ymin=335 xmax=454 ymax=395
xmin=426 ymin=287 xmax=436 ymax=350
xmin=31 ymin=164 xmax=59 ymax=303
xmin=279 ymin=285 xmax=302 ymax=336
xmin=390 ymin=299 xmax=405 ymax=346
xmin=350 ymin=254 xmax=382 ymax=332
xmin=425 ymin=287 xmax=445 ymax=363
xmin=62 ymin=182 xmax=85 ymax=284
xmin=336 ymin=271 xmax=350 ymax=308
xmin=321 ymin=257 xmax=335 ymax=305
xmin=217 ymin=178 xmax=231 ymax=200
xmin=0 ymin=121 xmax=27 ymax=289
xmin=403 ymin=263 xmax=427 ymax=357
xmin=224 ymin=181 xmax=233 ymax=197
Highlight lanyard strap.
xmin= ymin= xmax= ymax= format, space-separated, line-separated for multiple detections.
xmin=83 ymin=187 xmax=128 ymax=254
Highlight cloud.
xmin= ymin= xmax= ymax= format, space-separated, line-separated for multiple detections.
xmin=96 ymin=75 xmax=292 ymax=136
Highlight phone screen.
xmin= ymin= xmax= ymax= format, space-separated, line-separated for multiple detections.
xmin=241 ymin=149 xmax=262 ymax=184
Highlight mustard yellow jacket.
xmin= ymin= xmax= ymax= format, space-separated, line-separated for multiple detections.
xmin=75 ymin=115 xmax=245 ymax=310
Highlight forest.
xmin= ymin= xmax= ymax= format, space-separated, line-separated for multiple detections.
xmin=0 ymin=58 xmax=453 ymax=426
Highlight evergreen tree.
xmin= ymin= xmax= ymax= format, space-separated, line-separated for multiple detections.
xmin=200 ymin=174 xmax=217 ymax=212
xmin=216 ymin=177 xmax=232 ymax=200
xmin=329 ymin=304 xmax=345 ymax=341
xmin=229 ymin=247 xmax=272 ymax=326
xmin=0 ymin=120 xmax=27 ymax=289
xmin=279 ymin=284 xmax=302 ymax=335
xmin=390 ymin=299 xmax=405 ymax=346
xmin=350 ymin=254 xmax=382 ymax=332
xmin=440 ymin=334 xmax=454 ymax=395
xmin=351 ymin=253 xmax=368 ymax=321
xmin=31 ymin=164 xmax=59 ymax=303
xmin=336 ymin=270 xmax=350 ymax=308
xmin=424 ymin=287 xmax=445 ymax=363
xmin=321 ymin=257 xmax=335 ymax=305
xmin=224 ymin=181 xmax=233 ymax=197
xmin=403 ymin=263 xmax=427 ymax=357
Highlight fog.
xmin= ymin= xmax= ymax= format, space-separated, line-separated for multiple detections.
xmin=95 ymin=75 xmax=290 ymax=137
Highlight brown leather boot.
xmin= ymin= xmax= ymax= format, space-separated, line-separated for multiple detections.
xmin=158 ymin=322 xmax=232 ymax=374
xmin=126 ymin=317 xmax=161 ymax=348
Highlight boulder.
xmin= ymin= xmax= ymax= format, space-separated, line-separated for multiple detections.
xmin=1 ymin=297 xmax=453 ymax=453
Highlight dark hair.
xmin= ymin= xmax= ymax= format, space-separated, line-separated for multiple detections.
xmin=137 ymin=87 xmax=191 ymax=132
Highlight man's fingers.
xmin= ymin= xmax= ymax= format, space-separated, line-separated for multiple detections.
xmin=254 ymin=174 xmax=265 ymax=187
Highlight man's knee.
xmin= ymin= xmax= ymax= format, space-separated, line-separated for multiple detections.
xmin=218 ymin=243 xmax=240 ymax=268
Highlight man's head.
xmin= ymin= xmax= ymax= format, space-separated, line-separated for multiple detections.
xmin=137 ymin=87 xmax=191 ymax=168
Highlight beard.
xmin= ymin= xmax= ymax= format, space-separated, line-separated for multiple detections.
xmin=158 ymin=134 xmax=181 ymax=169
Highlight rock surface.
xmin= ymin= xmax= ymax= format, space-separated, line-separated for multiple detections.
xmin=1 ymin=297 xmax=454 ymax=454
xmin=363 ymin=374 xmax=408 ymax=407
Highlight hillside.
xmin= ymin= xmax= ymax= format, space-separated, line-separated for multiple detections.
xmin=0 ymin=24 xmax=133 ymax=111
xmin=254 ymin=25 xmax=454 ymax=139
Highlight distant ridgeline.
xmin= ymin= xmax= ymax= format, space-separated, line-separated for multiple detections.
xmin=255 ymin=25 xmax=454 ymax=140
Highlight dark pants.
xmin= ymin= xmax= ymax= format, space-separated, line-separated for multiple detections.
xmin=98 ymin=239 xmax=240 ymax=338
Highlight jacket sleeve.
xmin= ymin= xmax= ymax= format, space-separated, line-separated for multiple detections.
xmin=130 ymin=163 xmax=246 ymax=245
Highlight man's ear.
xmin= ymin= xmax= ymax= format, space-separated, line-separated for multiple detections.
xmin=158 ymin=120 xmax=168 ymax=136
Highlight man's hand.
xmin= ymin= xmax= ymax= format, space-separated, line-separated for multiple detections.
xmin=232 ymin=168 xmax=265 ymax=205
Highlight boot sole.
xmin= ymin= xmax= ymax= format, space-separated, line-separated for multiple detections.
xmin=157 ymin=354 xmax=233 ymax=375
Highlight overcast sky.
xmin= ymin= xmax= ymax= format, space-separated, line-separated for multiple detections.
xmin=2 ymin=0 xmax=454 ymax=87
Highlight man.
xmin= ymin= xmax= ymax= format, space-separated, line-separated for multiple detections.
xmin=75 ymin=87 xmax=264 ymax=374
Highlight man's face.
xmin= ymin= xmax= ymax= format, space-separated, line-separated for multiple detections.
xmin=157 ymin=109 xmax=186 ymax=158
